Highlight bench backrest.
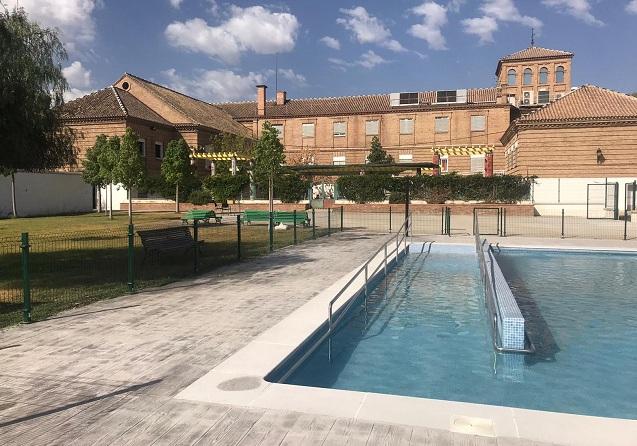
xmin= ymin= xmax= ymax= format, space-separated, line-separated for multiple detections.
xmin=138 ymin=227 xmax=195 ymax=250
xmin=184 ymin=210 xmax=214 ymax=219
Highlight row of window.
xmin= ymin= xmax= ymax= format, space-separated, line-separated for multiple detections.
xmin=136 ymin=139 xmax=164 ymax=159
xmin=331 ymin=154 xmax=485 ymax=174
xmin=273 ymin=115 xmax=487 ymax=140
xmin=507 ymin=66 xmax=565 ymax=86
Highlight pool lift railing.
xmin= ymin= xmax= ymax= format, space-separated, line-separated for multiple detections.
xmin=327 ymin=214 xmax=412 ymax=362
xmin=474 ymin=218 xmax=535 ymax=354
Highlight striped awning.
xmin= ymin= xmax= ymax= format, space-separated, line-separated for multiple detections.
xmin=190 ymin=152 xmax=252 ymax=161
xmin=431 ymin=145 xmax=495 ymax=156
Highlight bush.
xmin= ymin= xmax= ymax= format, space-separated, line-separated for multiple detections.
xmin=141 ymin=174 xmax=202 ymax=201
xmin=203 ymin=173 xmax=250 ymax=203
xmin=274 ymin=174 xmax=311 ymax=203
xmin=408 ymin=174 xmax=532 ymax=203
xmin=336 ymin=175 xmax=392 ymax=203
xmin=188 ymin=189 xmax=211 ymax=205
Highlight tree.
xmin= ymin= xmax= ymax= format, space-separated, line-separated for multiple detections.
xmin=367 ymin=136 xmax=393 ymax=164
xmin=113 ymin=128 xmax=146 ymax=224
xmin=82 ymin=135 xmax=108 ymax=213
xmin=0 ymin=167 xmax=17 ymax=217
xmin=253 ymin=122 xmax=286 ymax=214
xmin=0 ymin=8 xmax=76 ymax=217
xmin=161 ymin=139 xmax=194 ymax=213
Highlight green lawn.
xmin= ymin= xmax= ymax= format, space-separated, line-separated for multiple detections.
xmin=0 ymin=212 xmax=328 ymax=327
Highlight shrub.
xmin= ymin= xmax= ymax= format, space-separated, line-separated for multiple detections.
xmin=336 ymin=175 xmax=392 ymax=203
xmin=188 ymin=189 xmax=211 ymax=205
xmin=408 ymin=174 xmax=532 ymax=203
xmin=274 ymin=173 xmax=311 ymax=203
xmin=203 ymin=173 xmax=250 ymax=203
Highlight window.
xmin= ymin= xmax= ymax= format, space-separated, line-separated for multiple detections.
xmin=539 ymin=67 xmax=549 ymax=84
xmin=471 ymin=115 xmax=486 ymax=132
xmin=434 ymin=116 xmax=449 ymax=133
xmin=399 ymin=92 xmax=419 ymax=105
xmin=302 ymin=123 xmax=315 ymax=138
xmin=538 ymin=90 xmax=550 ymax=104
xmin=272 ymin=124 xmax=284 ymax=140
xmin=470 ymin=154 xmax=485 ymax=174
xmin=507 ymin=69 xmax=516 ymax=85
xmin=137 ymin=139 xmax=146 ymax=157
xmin=555 ymin=66 xmax=565 ymax=83
xmin=436 ymin=90 xmax=457 ymax=103
xmin=365 ymin=119 xmax=379 ymax=135
xmin=398 ymin=153 xmax=413 ymax=163
xmin=523 ymin=68 xmax=532 ymax=85
xmin=154 ymin=142 xmax=163 ymax=159
xmin=332 ymin=155 xmax=346 ymax=165
xmin=507 ymin=94 xmax=517 ymax=106
xmin=333 ymin=121 xmax=346 ymax=137
xmin=399 ymin=118 xmax=413 ymax=134
xmin=440 ymin=155 xmax=449 ymax=173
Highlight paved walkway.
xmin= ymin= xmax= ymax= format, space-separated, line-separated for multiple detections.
xmin=0 ymin=232 xmax=555 ymax=445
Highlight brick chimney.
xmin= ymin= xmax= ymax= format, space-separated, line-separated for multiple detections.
xmin=276 ymin=90 xmax=287 ymax=106
xmin=256 ymin=84 xmax=267 ymax=117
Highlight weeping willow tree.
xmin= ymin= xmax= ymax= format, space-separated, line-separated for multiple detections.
xmin=0 ymin=7 xmax=76 ymax=217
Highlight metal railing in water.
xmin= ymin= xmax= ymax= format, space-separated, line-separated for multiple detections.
xmin=474 ymin=219 xmax=535 ymax=354
xmin=327 ymin=214 xmax=412 ymax=362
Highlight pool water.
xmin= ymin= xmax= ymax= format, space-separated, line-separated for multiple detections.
xmin=282 ymin=246 xmax=637 ymax=419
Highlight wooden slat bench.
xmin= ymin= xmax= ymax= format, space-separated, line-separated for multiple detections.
xmin=181 ymin=210 xmax=221 ymax=224
xmin=242 ymin=210 xmax=309 ymax=226
xmin=137 ymin=227 xmax=200 ymax=259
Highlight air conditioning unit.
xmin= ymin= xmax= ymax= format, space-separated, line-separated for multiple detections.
xmin=522 ymin=91 xmax=533 ymax=105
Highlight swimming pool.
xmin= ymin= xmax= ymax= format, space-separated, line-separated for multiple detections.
xmin=271 ymin=245 xmax=637 ymax=419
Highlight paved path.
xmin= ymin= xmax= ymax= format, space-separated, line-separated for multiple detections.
xmin=0 ymin=232 xmax=555 ymax=445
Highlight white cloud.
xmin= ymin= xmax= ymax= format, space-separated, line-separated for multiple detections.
xmin=337 ymin=6 xmax=406 ymax=52
xmin=62 ymin=61 xmax=94 ymax=101
xmin=329 ymin=50 xmax=389 ymax=70
xmin=462 ymin=0 xmax=542 ymax=44
xmin=169 ymin=0 xmax=183 ymax=8
xmin=162 ymin=68 xmax=267 ymax=102
xmin=5 ymin=0 xmax=99 ymax=50
xmin=409 ymin=2 xmax=448 ymax=51
xmin=542 ymin=0 xmax=603 ymax=25
xmin=320 ymin=36 xmax=341 ymax=50
xmin=461 ymin=16 xmax=499 ymax=44
xmin=165 ymin=6 xmax=299 ymax=65
xmin=628 ymin=0 xmax=637 ymax=13
xmin=278 ymin=68 xmax=307 ymax=86
xmin=207 ymin=0 xmax=219 ymax=16
xmin=447 ymin=0 xmax=466 ymax=12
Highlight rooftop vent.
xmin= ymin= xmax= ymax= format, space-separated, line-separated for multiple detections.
xmin=390 ymin=92 xmax=419 ymax=106
xmin=435 ymin=89 xmax=467 ymax=104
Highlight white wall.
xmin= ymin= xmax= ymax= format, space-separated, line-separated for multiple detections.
xmin=0 ymin=171 xmax=94 ymax=217
xmin=532 ymin=177 xmax=637 ymax=217
xmin=99 ymin=184 xmax=129 ymax=212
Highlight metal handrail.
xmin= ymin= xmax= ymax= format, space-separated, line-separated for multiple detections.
xmin=327 ymin=214 xmax=411 ymax=361
xmin=475 ymin=218 xmax=534 ymax=354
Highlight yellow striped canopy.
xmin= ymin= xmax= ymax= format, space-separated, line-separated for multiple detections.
xmin=190 ymin=152 xmax=252 ymax=161
xmin=431 ymin=145 xmax=494 ymax=156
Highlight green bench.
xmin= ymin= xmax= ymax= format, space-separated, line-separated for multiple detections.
xmin=242 ymin=210 xmax=309 ymax=226
xmin=181 ymin=210 xmax=221 ymax=224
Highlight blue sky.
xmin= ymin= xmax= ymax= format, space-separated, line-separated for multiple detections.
xmin=7 ymin=0 xmax=637 ymax=102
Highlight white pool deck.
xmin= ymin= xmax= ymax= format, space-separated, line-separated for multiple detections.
xmin=177 ymin=236 xmax=637 ymax=446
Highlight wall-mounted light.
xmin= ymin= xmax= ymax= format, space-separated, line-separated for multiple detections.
xmin=596 ymin=148 xmax=605 ymax=165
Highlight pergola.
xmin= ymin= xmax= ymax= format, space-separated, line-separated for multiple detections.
xmin=430 ymin=144 xmax=495 ymax=177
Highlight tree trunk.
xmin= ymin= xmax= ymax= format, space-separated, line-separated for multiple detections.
xmin=175 ymin=184 xmax=180 ymax=213
xmin=128 ymin=192 xmax=133 ymax=225
xmin=10 ymin=173 xmax=17 ymax=218
xmin=109 ymin=183 xmax=113 ymax=220
xmin=268 ymin=175 xmax=274 ymax=214
xmin=97 ymin=187 xmax=102 ymax=213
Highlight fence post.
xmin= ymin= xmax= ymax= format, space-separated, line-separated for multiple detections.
xmin=237 ymin=214 xmax=242 ymax=259
xmin=389 ymin=206 xmax=392 ymax=233
xmin=269 ymin=212 xmax=274 ymax=252
xmin=340 ymin=205 xmax=344 ymax=232
xmin=20 ymin=232 xmax=31 ymax=324
xmin=446 ymin=207 xmax=451 ymax=237
xmin=503 ymin=208 xmax=507 ymax=237
xmin=561 ymin=209 xmax=565 ymax=239
xmin=127 ymin=224 xmax=134 ymax=292
xmin=327 ymin=208 xmax=331 ymax=237
xmin=472 ymin=209 xmax=476 ymax=235
xmin=293 ymin=210 xmax=298 ymax=245
xmin=193 ymin=219 xmax=199 ymax=272
xmin=441 ymin=208 xmax=446 ymax=235
xmin=624 ymin=205 xmax=628 ymax=241
xmin=312 ymin=208 xmax=316 ymax=240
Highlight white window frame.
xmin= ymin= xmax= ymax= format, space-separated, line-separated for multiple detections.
xmin=398 ymin=153 xmax=413 ymax=163
xmin=470 ymin=154 xmax=485 ymax=174
xmin=332 ymin=155 xmax=346 ymax=165
xmin=302 ymin=123 xmax=315 ymax=138
xmin=470 ymin=115 xmax=486 ymax=132
xmin=434 ymin=116 xmax=449 ymax=133
xmin=440 ymin=155 xmax=449 ymax=173
xmin=154 ymin=142 xmax=164 ymax=160
xmin=365 ymin=119 xmax=379 ymax=136
xmin=271 ymin=124 xmax=284 ymax=140
xmin=399 ymin=118 xmax=414 ymax=135
xmin=333 ymin=121 xmax=346 ymax=137
xmin=138 ymin=139 xmax=146 ymax=157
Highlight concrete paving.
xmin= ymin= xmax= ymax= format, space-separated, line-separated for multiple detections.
xmin=0 ymin=231 xmax=560 ymax=445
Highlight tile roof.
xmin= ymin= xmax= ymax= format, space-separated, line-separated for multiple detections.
xmin=61 ymin=87 xmax=172 ymax=126
xmin=122 ymin=74 xmax=252 ymax=137
xmin=518 ymin=85 xmax=637 ymax=123
xmin=217 ymin=88 xmax=499 ymax=120
xmin=496 ymin=46 xmax=573 ymax=75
